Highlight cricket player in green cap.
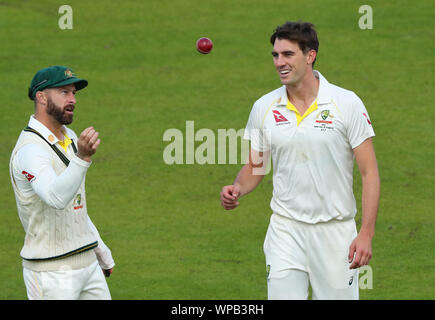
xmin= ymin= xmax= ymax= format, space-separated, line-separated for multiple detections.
xmin=10 ymin=66 xmax=115 ymax=299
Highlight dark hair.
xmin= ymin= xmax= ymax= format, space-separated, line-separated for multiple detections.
xmin=270 ymin=21 xmax=319 ymax=67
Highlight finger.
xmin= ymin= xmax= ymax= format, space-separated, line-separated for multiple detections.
xmin=92 ymin=139 xmax=101 ymax=151
xmin=348 ymin=244 xmax=356 ymax=263
xmin=221 ymin=199 xmax=237 ymax=206
xmin=229 ymin=188 xmax=239 ymax=200
xmin=349 ymin=251 xmax=361 ymax=269
xmin=221 ymin=191 xmax=236 ymax=201
xmin=231 ymin=185 xmax=240 ymax=198
xmin=220 ymin=196 xmax=239 ymax=207
xmin=223 ymin=203 xmax=239 ymax=210
xmin=361 ymin=251 xmax=372 ymax=267
xmin=82 ymin=126 xmax=93 ymax=135
xmin=85 ymin=128 xmax=96 ymax=141
xmin=366 ymin=252 xmax=372 ymax=265
xmin=79 ymin=131 xmax=94 ymax=146
xmin=221 ymin=194 xmax=237 ymax=203
xmin=80 ymin=127 xmax=93 ymax=139
xmin=360 ymin=257 xmax=368 ymax=267
xmin=88 ymin=131 xmax=100 ymax=146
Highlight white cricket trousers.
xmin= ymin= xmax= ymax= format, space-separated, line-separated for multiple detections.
xmin=264 ymin=213 xmax=359 ymax=300
xmin=23 ymin=260 xmax=111 ymax=300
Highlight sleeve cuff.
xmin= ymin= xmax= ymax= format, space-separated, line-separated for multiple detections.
xmin=71 ymin=154 xmax=92 ymax=168
xmin=351 ymin=133 xmax=375 ymax=150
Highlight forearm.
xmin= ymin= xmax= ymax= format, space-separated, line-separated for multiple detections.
xmin=359 ymin=171 xmax=380 ymax=238
xmin=87 ymin=215 xmax=115 ymax=269
xmin=34 ymin=155 xmax=90 ymax=209
xmin=233 ymin=163 xmax=264 ymax=197
xmin=17 ymin=144 xmax=91 ymax=209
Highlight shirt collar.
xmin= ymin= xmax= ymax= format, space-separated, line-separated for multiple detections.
xmin=313 ymin=70 xmax=333 ymax=105
xmin=275 ymin=70 xmax=333 ymax=107
xmin=28 ymin=115 xmax=68 ymax=145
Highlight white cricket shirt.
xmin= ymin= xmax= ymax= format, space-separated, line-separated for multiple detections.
xmin=11 ymin=116 xmax=91 ymax=208
xmin=10 ymin=115 xmax=115 ymax=271
xmin=244 ymin=71 xmax=375 ymax=223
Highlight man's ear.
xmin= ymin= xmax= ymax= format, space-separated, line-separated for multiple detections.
xmin=306 ymin=49 xmax=317 ymax=65
xmin=35 ymin=90 xmax=48 ymax=106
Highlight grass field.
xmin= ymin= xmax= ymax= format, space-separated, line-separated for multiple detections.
xmin=0 ymin=0 xmax=434 ymax=300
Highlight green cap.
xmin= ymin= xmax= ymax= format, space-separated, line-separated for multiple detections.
xmin=28 ymin=65 xmax=88 ymax=100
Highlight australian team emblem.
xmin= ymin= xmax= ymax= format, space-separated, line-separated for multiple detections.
xmin=315 ymin=109 xmax=334 ymax=131
xmin=321 ymin=109 xmax=330 ymax=120
xmin=73 ymin=193 xmax=83 ymax=210
xmin=64 ymin=69 xmax=73 ymax=78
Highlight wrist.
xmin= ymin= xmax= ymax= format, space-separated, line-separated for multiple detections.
xmin=76 ymin=152 xmax=91 ymax=163
xmin=359 ymin=226 xmax=375 ymax=239
xmin=233 ymin=182 xmax=244 ymax=198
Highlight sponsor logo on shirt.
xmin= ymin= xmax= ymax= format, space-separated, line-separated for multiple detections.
xmin=272 ymin=110 xmax=290 ymax=126
xmin=362 ymin=113 xmax=372 ymax=125
xmin=22 ymin=170 xmax=35 ymax=182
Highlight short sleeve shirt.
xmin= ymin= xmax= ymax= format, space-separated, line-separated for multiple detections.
xmin=244 ymin=71 xmax=375 ymax=223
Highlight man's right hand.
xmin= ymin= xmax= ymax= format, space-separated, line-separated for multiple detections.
xmin=220 ymin=185 xmax=241 ymax=210
xmin=76 ymin=126 xmax=101 ymax=162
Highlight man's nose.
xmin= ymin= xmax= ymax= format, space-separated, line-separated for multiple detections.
xmin=69 ymin=93 xmax=76 ymax=104
xmin=275 ymin=54 xmax=285 ymax=67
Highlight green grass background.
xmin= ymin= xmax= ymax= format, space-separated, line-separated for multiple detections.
xmin=0 ymin=0 xmax=434 ymax=299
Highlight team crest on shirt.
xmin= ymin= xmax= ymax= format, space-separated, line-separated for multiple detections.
xmin=314 ymin=109 xmax=335 ymax=131
xmin=321 ymin=110 xmax=330 ymax=120
xmin=73 ymin=193 xmax=83 ymax=210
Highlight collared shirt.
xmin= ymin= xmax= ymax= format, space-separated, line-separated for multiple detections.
xmin=11 ymin=116 xmax=115 ymax=270
xmin=11 ymin=115 xmax=91 ymax=208
xmin=244 ymin=70 xmax=375 ymax=223
xmin=58 ymin=131 xmax=72 ymax=152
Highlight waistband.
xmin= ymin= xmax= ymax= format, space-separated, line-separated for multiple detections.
xmin=22 ymin=249 xmax=97 ymax=272
xmin=271 ymin=211 xmax=355 ymax=226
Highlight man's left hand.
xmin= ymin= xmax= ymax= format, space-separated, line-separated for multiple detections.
xmin=348 ymin=233 xmax=373 ymax=269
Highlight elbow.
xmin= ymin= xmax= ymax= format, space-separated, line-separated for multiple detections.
xmin=362 ymin=171 xmax=381 ymax=194
xmin=49 ymin=201 xmax=68 ymax=210
xmin=46 ymin=191 xmax=72 ymax=210
xmin=361 ymin=166 xmax=380 ymax=183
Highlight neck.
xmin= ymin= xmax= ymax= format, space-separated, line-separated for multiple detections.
xmin=34 ymin=111 xmax=64 ymax=140
xmin=286 ymin=69 xmax=319 ymax=107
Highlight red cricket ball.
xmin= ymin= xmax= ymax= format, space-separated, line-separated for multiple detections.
xmin=196 ymin=37 xmax=213 ymax=54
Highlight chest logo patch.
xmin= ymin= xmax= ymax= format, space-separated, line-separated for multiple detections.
xmin=314 ymin=109 xmax=335 ymax=131
xmin=321 ymin=110 xmax=330 ymax=120
xmin=272 ymin=110 xmax=290 ymax=125
xmin=22 ymin=171 xmax=35 ymax=182
xmin=74 ymin=193 xmax=83 ymax=210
